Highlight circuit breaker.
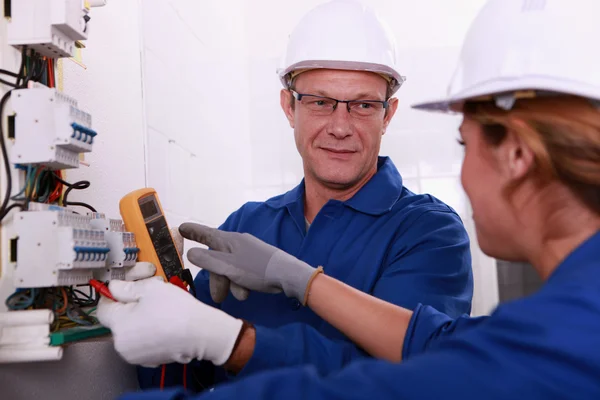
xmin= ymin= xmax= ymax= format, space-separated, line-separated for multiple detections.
xmin=7 ymin=0 xmax=90 ymax=58
xmin=13 ymin=207 xmax=109 ymax=288
xmin=89 ymin=214 xmax=139 ymax=281
xmin=10 ymin=85 xmax=96 ymax=169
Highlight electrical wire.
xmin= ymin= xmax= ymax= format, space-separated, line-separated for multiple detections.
xmin=52 ymin=172 xmax=97 ymax=212
xmin=0 ymin=89 xmax=17 ymax=221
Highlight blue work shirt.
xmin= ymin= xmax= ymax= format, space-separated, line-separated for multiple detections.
xmin=129 ymin=230 xmax=600 ymax=400
xmin=125 ymin=232 xmax=600 ymax=400
xmin=135 ymin=156 xmax=473 ymax=391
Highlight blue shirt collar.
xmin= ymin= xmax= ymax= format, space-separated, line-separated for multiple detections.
xmin=265 ymin=156 xmax=403 ymax=216
xmin=548 ymin=230 xmax=600 ymax=283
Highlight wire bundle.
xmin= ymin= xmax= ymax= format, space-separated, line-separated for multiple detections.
xmin=5 ymin=285 xmax=100 ymax=331
xmin=0 ymin=47 xmax=96 ymax=221
xmin=0 ymin=47 xmax=59 ymax=221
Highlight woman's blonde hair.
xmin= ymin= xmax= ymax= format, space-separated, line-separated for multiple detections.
xmin=464 ymin=96 xmax=600 ymax=215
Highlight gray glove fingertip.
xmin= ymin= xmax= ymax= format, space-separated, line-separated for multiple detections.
xmin=230 ymin=282 xmax=250 ymax=301
xmin=209 ymin=272 xmax=230 ymax=303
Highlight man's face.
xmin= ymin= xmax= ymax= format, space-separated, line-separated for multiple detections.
xmin=281 ymin=69 xmax=398 ymax=190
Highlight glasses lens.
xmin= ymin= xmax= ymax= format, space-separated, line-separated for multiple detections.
xmin=348 ymin=101 xmax=385 ymax=117
xmin=300 ymin=95 xmax=337 ymax=115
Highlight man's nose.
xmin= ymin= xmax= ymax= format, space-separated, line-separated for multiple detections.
xmin=327 ymin=103 xmax=353 ymax=139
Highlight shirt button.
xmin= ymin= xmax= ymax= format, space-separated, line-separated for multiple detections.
xmin=291 ymin=299 xmax=301 ymax=310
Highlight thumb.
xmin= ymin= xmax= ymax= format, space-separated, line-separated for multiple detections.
xmin=108 ymin=277 xmax=163 ymax=303
xmin=125 ymin=262 xmax=156 ymax=281
xmin=209 ymin=272 xmax=230 ymax=303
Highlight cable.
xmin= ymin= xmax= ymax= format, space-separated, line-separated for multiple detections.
xmin=52 ymin=172 xmax=97 ymax=212
xmin=0 ymin=90 xmax=15 ymax=221
xmin=0 ymin=77 xmax=18 ymax=88
xmin=0 ymin=47 xmax=30 ymax=221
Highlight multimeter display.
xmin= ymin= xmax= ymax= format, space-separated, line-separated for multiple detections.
xmin=139 ymin=197 xmax=160 ymax=220
xmin=137 ymin=194 xmax=183 ymax=280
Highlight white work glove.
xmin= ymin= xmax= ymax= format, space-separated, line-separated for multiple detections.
xmin=96 ymin=277 xmax=243 ymax=367
xmin=124 ymin=261 xmax=156 ymax=281
xmin=180 ymin=222 xmax=323 ymax=305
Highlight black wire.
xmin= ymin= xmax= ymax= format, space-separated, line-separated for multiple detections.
xmin=0 ymin=69 xmax=19 ymax=78
xmin=15 ymin=47 xmax=26 ymax=88
xmin=0 ymin=203 xmax=24 ymax=219
xmin=65 ymin=201 xmax=97 ymax=212
xmin=51 ymin=172 xmax=97 ymax=212
xmin=0 ymin=77 xmax=18 ymax=88
xmin=0 ymin=90 xmax=14 ymax=222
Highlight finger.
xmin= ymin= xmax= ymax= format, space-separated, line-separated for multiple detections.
xmin=209 ymin=272 xmax=230 ymax=303
xmin=169 ymin=226 xmax=184 ymax=256
xmin=125 ymin=262 xmax=156 ymax=281
xmin=179 ymin=223 xmax=230 ymax=251
xmin=108 ymin=277 xmax=163 ymax=303
xmin=230 ymin=282 xmax=250 ymax=301
xmin=187 ymin=247 xmax=237 ymax=276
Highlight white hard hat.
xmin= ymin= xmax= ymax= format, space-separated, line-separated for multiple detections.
xmin=413 ymin=0 xmax=600 ymax=112
xmin=277 ymin=0 xmax=405 ymax=96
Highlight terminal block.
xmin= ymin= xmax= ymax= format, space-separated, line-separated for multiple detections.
xmin=10 ymin=85 xmax=96 ymax=169
xmin=13 ymin=209 xmax=109 ymax=288
xmin=89 ymin=214 xmax=139 ymax=281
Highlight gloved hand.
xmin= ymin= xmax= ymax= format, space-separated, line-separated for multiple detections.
xmin=179 ymin=222 xmax=323 ymax=305
xmin=96 ymin=277 xmax=243 ymax=367
xmin=170 ymin=225 xmax=248 ymax=303
xmin=124 ymin=261 xmax=156 ymax=281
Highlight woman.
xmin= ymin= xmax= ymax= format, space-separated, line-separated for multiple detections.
xmin=107 ymin=0 xmax=600 ymax=398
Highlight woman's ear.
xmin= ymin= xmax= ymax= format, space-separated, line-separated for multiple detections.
xmin=501 ymin=119 xmax=536 ymax=181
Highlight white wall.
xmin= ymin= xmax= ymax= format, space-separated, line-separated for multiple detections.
xmin=140 ymin=0 xmax=498 ymax=315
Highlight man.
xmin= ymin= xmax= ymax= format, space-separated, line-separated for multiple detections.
xmin=100 ymin=0 xmax=473 ymax=393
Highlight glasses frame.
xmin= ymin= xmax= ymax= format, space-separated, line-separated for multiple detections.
xmin=290 ymin=90 xmax=389 ymax=116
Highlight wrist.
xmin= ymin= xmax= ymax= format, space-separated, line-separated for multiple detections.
xmin=224 ymin=320 xmax=255 ymax=374
xmin=268 ymin=250 xmax=321 ymax=302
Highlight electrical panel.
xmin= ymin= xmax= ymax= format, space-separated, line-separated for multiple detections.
xmin=13 ymin=207 xmax=109 ymax=288
xmin=7 ymin=0 xmax=90 ymax=58
xmin=10 ymin=85 xmax=96 ymax=169
xmin=89 ymin=213 xmax=139 ymax=281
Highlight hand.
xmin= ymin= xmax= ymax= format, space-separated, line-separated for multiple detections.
xmin=179 ymin=222 xmax=323 ymax=305
xmin=96 ymin=278 xmax=243 ymax=367
xmin=171 ymin=225 xmax=249 ymax=303
xmin=124 ymin=261 xmax=156 ymax=281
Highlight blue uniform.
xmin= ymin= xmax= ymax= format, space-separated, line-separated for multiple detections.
xmin=127 ymin=231 xmax=600 ymax=400
xmin=136 ymin=157 xmax=473 ymax=391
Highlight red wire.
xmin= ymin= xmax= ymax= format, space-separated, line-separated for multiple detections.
xmin=48 ymin=58 xmax=55 ymax=88
xmin=160 ymin=363 xmax=187 ymax=390
xmin=160 ymin=364 xmax=166 ymax=390
xmin=49 ymin=170 xmax=63 ymax=203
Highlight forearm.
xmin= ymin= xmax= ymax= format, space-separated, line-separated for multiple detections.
xmin=306 ymin=274 xmax=412 ymax=362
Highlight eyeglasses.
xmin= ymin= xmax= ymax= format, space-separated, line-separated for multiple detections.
xmin=290 ymin=90 xmax=389 ymax=118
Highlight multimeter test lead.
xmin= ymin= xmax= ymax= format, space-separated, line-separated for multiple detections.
xmin=89 ymin=279 xmax=116 ymax=301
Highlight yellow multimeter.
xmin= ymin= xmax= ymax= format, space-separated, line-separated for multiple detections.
xmin=119 ymin=188 xmax=185 ymax=282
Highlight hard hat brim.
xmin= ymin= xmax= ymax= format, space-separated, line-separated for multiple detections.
xmin=278 ymin=60 xmax=406 ymax=95
xmin=412 ymin=76 xmax=600 ymax=113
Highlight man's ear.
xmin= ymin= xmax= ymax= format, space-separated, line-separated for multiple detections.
xmin=382 ymin=97 xmax=399 ymax=135
xmin=280 ymin=89 xmax=295 ymax=128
